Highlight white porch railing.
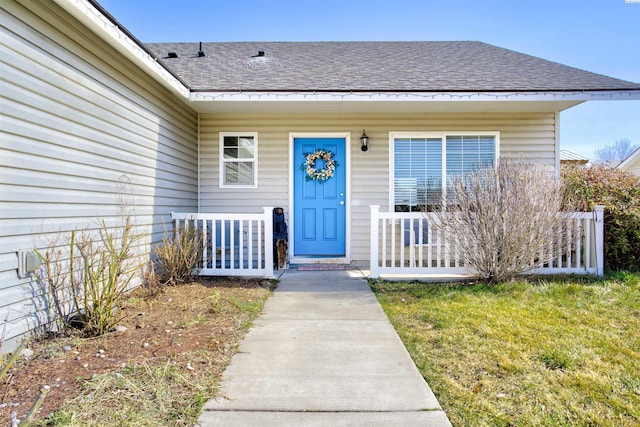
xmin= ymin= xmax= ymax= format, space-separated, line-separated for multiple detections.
xmin=369 ymin=205 xmax=604 ymax=279
xmin=171 ymin=208 xmax=274 ymax=278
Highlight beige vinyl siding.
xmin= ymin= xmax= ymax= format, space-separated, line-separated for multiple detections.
xmin=0 ymin=1 xmax=197 ymax=351
xmin=620 ymin=157 xmax=640 ymax=176
xmin=199 ymin=112 xmax=557 ymax=264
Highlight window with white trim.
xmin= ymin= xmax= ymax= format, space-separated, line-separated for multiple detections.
xmin=219 ymin=132 xmax=258 ymax=188
xmin=391 ymin=132 xmax=498 ymax=211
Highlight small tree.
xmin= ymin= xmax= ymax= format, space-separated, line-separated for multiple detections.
xmin=593 ymin=139 xmax=638 ymax=163
xmin=439 ymin=159 xmax=571 ymax=283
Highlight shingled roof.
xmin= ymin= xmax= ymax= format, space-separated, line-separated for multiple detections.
xmin=145 ymin=41 xmax=640 ymax=93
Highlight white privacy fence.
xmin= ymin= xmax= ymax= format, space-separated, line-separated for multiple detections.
xmin=369 ymin=205 xmax=604 ymax=279
xmin=171 ymin=208 xmax=274 ymax=278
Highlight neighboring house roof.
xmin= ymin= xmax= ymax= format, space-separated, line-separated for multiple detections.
xmin=560 ymin=150 xmax=589 ymax=164
xmin=618 ymin=146 xmax=640 ymax=171
xmin=145 ymin=41 xmax=640 ymax=93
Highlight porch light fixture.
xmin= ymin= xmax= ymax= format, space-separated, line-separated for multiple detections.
xmin=360 ymin=130 xmax=369 ymax=152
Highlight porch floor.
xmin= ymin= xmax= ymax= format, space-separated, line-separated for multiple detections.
xmin=196 ymin=268 xmax=451 ymax=426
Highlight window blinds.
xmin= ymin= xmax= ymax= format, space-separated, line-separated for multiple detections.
xmin=394 ymin=138 xmax=442 ymax=207
xmin=393 ymin=135 xmax=495 ymax=210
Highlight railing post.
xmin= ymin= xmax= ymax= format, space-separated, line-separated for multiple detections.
xmin=370 ymin=205 xmax=380 ymax=279
xmin=170 ymin=211 xmax=180 ymax=240
xmin=594 ymin=205 xmax=604 ymax=276
xmin=263 ymin=207 xmax=274 ymax=278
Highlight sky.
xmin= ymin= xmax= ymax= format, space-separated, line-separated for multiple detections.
xmin=99 ymin=0 xmax=640 ymax=160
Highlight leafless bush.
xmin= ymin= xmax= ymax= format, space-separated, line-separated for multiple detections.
xmin=438 ymin=159 xmax=572 ymax=283
xmin=141 ymin=259 xmax=163 ymax=297
xmin=153 ymin=221 xmax=203 ymax=287
xmin=73 ymin=218 xmax=142 ymax=336
xmin=35 ymin=232 xmax=75 ymax=334
xmin=36 ymin=218 xmax=144 ymax=336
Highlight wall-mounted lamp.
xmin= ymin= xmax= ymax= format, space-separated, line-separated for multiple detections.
xmin=360 ymin=130 xmax=369 ymax=152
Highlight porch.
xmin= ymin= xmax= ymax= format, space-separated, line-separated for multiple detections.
xmin=172 ymin=208 xmax=275 ymax=279
xmin=369 ymin=205 xmax=605 ymax=279
xmin=172 ymin=205 xmax=604 ymax=280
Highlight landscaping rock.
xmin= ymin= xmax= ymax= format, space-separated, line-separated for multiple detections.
xmin=20 ymin=348 xmax=34 ymax=360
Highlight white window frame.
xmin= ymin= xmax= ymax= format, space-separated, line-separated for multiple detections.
xmin=389 ymin=131 xmax=500 ymax=210
xmin=219 ymin=132 xmax=258 ymax=188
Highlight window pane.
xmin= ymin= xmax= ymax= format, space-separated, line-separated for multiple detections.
xmin=445 ymin=135 xmax=495 ymax=198
xmin=224 ymin=136 xmax=255 ymax=159
xmin=224 ymin=147 xmax=238 ymax=158
xmin=221 ymin=134 xmax=256 ymax=186
xmin=224 ymin=162 xmax=254 ymax=185
xmin=394 ymin=134 xmax=495 ymax=211
xmin=223 ymin=136 xmax=238 ymax=147
xmin=394 ymin=137 xmax=442 ymax=211
xmin=237 ymin=147 xmax=254 ymax=158
xmin=238 ymin=137 xmax=255 ymax=158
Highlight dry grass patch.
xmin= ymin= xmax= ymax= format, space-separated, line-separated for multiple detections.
xmin=372 ymin=273 xmax=640 ymax=426
xmin=1 ymin=278 xmax=275 ymax=426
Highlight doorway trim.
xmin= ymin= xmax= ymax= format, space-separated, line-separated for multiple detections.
xmin=289 ymin=132 xmax=351 ymax=264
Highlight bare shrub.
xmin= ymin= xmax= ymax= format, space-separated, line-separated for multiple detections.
xmin=153 ymin=222 xmax=203 ymax=287
xmin=73 ymin=218 xmax=142 ymax=335
xmin=36 ymin=218 xmax=144 ymax=336
xmin=141 ymin=260 xmax=163 ymax=297
xmin=34 ymin=232 xmax=72 ymax=334
xmin=439 ymin=159 xmax=571 ymax=283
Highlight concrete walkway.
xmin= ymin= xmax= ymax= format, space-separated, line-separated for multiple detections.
xmin=196 ymin=268 xmax=451 ymax=426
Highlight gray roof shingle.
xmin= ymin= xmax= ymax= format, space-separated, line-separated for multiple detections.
xmin=144 ymin=41 xmax=640 ymax=92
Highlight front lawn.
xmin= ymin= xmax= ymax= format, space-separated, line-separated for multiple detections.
xmin=372 ymin=273 xmax=640 ymax=426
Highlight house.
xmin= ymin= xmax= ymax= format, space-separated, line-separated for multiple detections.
xmin=618 ymin=146 xmax=640 ymax=175
xmin=560 ymin=150 xmax=590 ymax=166
xmin=1 ymin=0 xmax=639 ymax=351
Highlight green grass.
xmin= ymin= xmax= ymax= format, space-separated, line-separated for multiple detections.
xmin=371 ymin=273 xmax=640 ymax=426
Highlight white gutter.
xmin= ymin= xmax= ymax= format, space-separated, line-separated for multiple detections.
xmin=191 ymin=90 xmax=640 ymax=103
xmin=51 ymin=0 xmax=190 ymax=100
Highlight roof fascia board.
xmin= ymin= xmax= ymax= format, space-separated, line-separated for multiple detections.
xmin=51 ymin=0 xmax=190 ymax=100
xmin=191 ymin=90 xmax=640 ymax=103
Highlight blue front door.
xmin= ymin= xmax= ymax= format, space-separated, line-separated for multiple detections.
xmin=293 ymin=137 xmax=346 ymax=256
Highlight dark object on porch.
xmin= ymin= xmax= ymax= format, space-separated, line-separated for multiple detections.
xmin=273 ymin=207 xmax=288 ymax=269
